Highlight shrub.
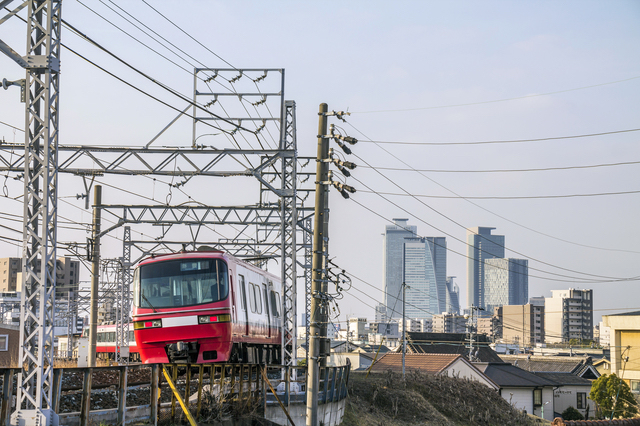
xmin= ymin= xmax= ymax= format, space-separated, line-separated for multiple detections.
xmin=562 ymin=406 xmax=584 ymax=420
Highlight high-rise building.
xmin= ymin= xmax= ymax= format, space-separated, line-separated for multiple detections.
xmin=1 ymin=256 xmax=80 ymax=296
xmin=466 ymin=227 xmax=505 ymax=310
xmin=374 ymin=303 xmax=388 ymax=323
xmin=483 ymin=258 xmax=528 ymax=312
xmin=403 ymin=237 xmax=447 ymax=318
xmin=545 ymin=289 xmax=593 ymax=343
xmin=445 ymin=276 xmax=460 ymax=314
xmin=383 ymin=219 xmax=416 ymax=318
xmin=0 ymin=258 xmax=22 ymax=292
xmin=499 ymin=304 xmax=545 ymax=346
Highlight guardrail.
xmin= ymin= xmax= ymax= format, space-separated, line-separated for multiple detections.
xmin=0 ymin=362 xmax=350 ymax=426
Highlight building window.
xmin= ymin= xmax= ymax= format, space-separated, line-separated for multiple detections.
xmin=631 ymin=381 xmax=640 ymax=394
xmin=533 ymin=388 xmax=542 ymax=406
xmin=0 ymin=335 xmax=8 ymax=351
xmin=577 ymin=392 xmax=587 ymax=409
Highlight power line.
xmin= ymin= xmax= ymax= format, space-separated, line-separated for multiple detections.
xmin=0 ymin=121 xmax=23 ymax=133
xmin=346 ymin=121 xmax=640 ymax=254
xmin=61 ymin=18 xmax=253 ymax=135
xmin=140 ymin=0 xmax=237 ymax=70
xmin=349 ymin=195 xmax=640 ymax=284
xmin=356 ymin=128 xmax=640 ymax=146
xmin=347 ymin=155 xmax=628 ymax=281
xmin=350 ymin=76 xmax=640 ymax=114
xmin=360 ymin=159 xmax=640 ymax=174
xmin=358 ymin=188 xmax=640 ymax=200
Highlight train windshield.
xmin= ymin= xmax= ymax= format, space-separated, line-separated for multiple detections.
xmin=135 ymin=258 xmax=229 ymax=309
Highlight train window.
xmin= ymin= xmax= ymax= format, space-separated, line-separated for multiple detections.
xmin=270 ymin=290 xmax=280 ymax=318
xmin=262 ymin=284 xmax=270 ymax=317
xmin=248 ymin=282 xmax=257 ymax=313
xmin=97 ymin=332 xmax=103 ymax=343
xmin=137 ymin=258 xmax=229 ymax=308
xmin=239 ymin=275 xmax=247 ymax=311
xmin=254 ymin=284 xmax=262 ymax=314
xmin=109 ymin=332 xmax=115 ymax=342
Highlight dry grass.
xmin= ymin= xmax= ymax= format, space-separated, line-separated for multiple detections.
xmin=343 ymin=370 xmax=539 ymax=426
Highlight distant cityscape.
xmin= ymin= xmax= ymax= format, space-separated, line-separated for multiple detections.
xmin=300 ymin=220 xmax=604 ymax=352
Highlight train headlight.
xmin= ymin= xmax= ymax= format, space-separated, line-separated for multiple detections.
xmin=198 ymin=314 xmax=231 ymax=324
xmin=133 ymin=319 xmax=162 ymax=329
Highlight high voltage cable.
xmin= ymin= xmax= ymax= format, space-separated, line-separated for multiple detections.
xmin=349 ymin=195 xmax=639 ymax=284
xmin=350 ymin=76 xmax=640 ymax=114
xmin=140 ymin=0 xmax=237 ymax=70
xmin=61 ymin=17 xmax=253 ymax=136
xmin=361 ymin=160 xmax=640 ymax=174
xmin=359 ymin=189 xmax=640 ymax=200
xmin=346 ymin=121 xmax=640 ymax=254
xmin=0 ymin=121 xmax=23 ymax=133
xmin=93 ymin=0 xmax=277 ymax=151
xmin=348 ymin=151 xmax=628 ymax=281
xmin=356 ymin=128 xmax=640 ymax=146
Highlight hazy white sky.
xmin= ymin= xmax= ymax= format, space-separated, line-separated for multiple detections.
xmin=1 ymin=1 xmax=639 ymax=326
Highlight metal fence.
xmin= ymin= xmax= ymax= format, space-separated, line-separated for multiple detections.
xmin=0 ymin=362 xmax=350 ymax=425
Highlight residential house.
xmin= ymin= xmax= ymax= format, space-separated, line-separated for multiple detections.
xmin=406 ymin=332 xmax=504 ymax=363
xmin=475 ymin=362 xmax=556 ymax=422
xmin=499 ymin=354 xmax=600 ymax=380
xmin=370 ymin=353 xmax=499 ymax=391
xmin=535 ymin=372 xmax=595 ymax=419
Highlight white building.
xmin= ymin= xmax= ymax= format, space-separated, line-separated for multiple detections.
xmin=348 ymin=317 xmax=369 ymax=342
xmin=545 ymin=289 xmax=593 ymax=343
xmin=597 ymin=321 xmax=610 ymax=348
xmin=432 ymin=312 xmax=467 ymax=334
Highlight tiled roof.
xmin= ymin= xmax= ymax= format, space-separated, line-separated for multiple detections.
xmin=369 ymin=353 xmax=461 ymax=374
xmin=409 ymin=342 xmax=503 ymax=363
xmin=475 ymin=363 xmax=556 ymax=388
xmin=534 ymin=372 xmax=593 ymax=386
xmin=605 ymin=310 xmax=640 ymax=317
xmin=499 ymin=355 xmax=590 ymax=373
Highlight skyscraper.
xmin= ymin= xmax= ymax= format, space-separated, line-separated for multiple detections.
xmin=403 ymin=237 xmax=447 ymax=318
xmin=466 ymin=227 xmax=505 ymax=310
xmin=446 ymin=277 xmax=460 ymax=315
xmin=383 ymin=219 xmax=416 ymax=318
xmin=483 ymin=258 xmax=528 ymax=312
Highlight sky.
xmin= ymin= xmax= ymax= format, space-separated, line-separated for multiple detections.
xmin=1 ymin=1 xmax=639 ymax=327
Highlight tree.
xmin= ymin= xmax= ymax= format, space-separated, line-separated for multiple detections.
xmin=561 ymin=406 xmax=584 ymax=420
xmin=589 ymin=373 xmax=639 ymax=419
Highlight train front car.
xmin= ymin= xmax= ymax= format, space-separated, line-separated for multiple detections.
xmin=132 ymin=251 xmax=234 ymax=364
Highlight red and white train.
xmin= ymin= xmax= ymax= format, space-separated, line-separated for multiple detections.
xmin=132 ymin=249 xmax=283 ymax=364
xmin=81 ymin=324 xmax=141 ymax=362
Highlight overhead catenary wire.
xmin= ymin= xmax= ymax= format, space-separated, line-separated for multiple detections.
xmin=359 ymin=188 xmax=640 ymax=200
xmin=349 ymin=194 xmax=640 ymax=284
xmin=346 ymin=121 xmax=640 ymax=255
xmin=360 ymin=159 xmax=640 ymax=174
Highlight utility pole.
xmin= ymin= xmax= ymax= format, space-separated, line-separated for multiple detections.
xmin=402 ymin=281 xmax=406 ymax=379
xmin=88 ymin=185 xmax=102 ymax=367
xmin=306 ymin=103 xmax=329 ymax=426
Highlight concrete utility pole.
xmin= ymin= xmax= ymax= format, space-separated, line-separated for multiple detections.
xmin=88 ymin=185 xmax=102 ymax=367
xmin=306 ymin=103 xmax=329 ymax=426
xmin=402 ymin=281 xmax=407 ymax=379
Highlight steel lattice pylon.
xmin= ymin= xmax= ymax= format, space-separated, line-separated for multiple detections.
xmin=115 ymin=226 xmax=132 ymax=364
xmin=14 ymin=1 xmax=61 ymax=424
xmin=279 ymin=100 xmax=297 ymax=366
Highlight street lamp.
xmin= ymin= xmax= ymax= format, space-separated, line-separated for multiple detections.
xmin=541 ymin=401 xmax=550 ymax=420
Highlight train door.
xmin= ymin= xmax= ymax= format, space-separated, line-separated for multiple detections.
xmin=238 ymin=274 xmax=249 ymax=336
xmin=262 ymin=282 xmax=271 ymax=338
